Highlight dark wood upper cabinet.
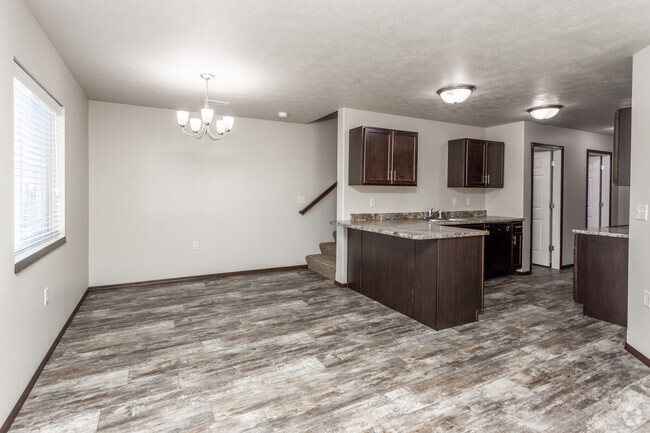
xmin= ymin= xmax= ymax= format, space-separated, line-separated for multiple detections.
xmin=448 ymin=138 xmax=504 ymax=188
xmin=486 ymin=141 xmax=504 ymax=187
xmin=613 ymin=107 xmax=631 ymax=186
xmin=391 ymin=130 xmax=418 ymax=185
xmin=349 ymin=126 xmax=418 ymax=186
xmin=465 ymin=140 xmax=487 ymax=186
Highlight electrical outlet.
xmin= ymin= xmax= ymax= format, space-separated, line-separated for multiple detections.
xmin=466 ymin=197 xmax=471 ymax=206
xmin=452 ymin=197 xmax=457 ymax=206
xmin=192 ymin=241 xmax=199 ymax=250
xmin=369 ymin=197 xmax=376 ymax=207
xmin=297 ymin=195 xmax=305 ymax=204
xmin=635 ymin=204 xmax=648 ymax=221
xmin=644 ymin=290 xmax=650 ymax=309
xmin=44 ymin=287 xmax=49 ymax=307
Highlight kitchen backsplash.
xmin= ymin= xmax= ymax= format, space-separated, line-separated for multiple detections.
xmin=350 ymin=210 xmax=487 ymax=221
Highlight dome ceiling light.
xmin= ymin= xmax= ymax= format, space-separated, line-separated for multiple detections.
xmin=527 ymin=104 xmax=564 ymax=120
xmin=436 ymin=85 xmax=476 ymax=104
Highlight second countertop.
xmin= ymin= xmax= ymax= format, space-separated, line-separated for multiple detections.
xmin=334 ymin=219 xmax=489 ymax=240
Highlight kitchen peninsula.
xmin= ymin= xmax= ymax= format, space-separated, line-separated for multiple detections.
xmin=337 ymin=214 xmax=491 ymax=330
xmin=573 ymin=226 xmax=629 ymax=326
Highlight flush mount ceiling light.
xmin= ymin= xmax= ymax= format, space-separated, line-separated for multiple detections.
xmin=436 ymin=85 xmax=476 ymax=104
xmin=176 ymin=73 xmax=234 ymax=141
xmin=527 ymin=104 xmax=564 ymax=120
xmin=278 ymin=112 xmax=288 ymax=118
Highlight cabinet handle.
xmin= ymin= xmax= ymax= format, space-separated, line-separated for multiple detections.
xmin=487 ymin=174 xmax=490 ymax=184
xmin=393 ymin=170 xmax=397 ymax=181
xmin=513 ymin=236 xmax=517 ymax=246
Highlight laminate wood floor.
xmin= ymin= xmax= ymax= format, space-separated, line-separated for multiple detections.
xmin=9 ymin=267 xmax=650 ymax=432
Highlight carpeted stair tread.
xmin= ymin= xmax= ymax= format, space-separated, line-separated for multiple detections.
xmin=306 ymin=253 xmax=336 ymax=281
xmin=319 ymin=242 xmax=336 ymax=257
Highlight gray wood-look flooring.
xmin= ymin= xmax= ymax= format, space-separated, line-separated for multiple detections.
xmin=9 ymin=267 xmax=650 ymax=432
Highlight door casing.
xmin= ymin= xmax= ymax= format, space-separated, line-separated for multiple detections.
xmin=529 ymin=143 xmax=565 ymax=270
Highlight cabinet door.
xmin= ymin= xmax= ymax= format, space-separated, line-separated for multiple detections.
xmin=465 ymin=140 xmax=486 ymax=186
xmin=486 ymin=141 xmax=504 ymax=187
xmin=363 ymin=127 xmax=392 ymax=185
xmin=512 ymin=233 xmax=522 ymax=270
xmin=391 ymin=130 xmax=418 ymax=185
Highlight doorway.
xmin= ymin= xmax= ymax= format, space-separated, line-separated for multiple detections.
xmin=530 ymin=143 xmax=564 ymax=269
xmin=586 ymin=150 xmax=612 ymax=228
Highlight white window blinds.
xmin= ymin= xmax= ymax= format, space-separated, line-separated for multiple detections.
xmin=13 ymin=63 xmax=65 ymax=262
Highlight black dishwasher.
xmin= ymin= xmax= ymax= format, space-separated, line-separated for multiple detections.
xmin=484 ymin=223 xmax=512 ymax=279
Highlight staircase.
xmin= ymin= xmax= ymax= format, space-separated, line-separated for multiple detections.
xmin=306 ymin=231 xmax=336 ymax=281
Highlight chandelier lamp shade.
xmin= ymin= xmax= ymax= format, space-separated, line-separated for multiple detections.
xmin=176 ymin=73 xmax=234 ymax=141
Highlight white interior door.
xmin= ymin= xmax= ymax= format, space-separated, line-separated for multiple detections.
xmin=551 ymin=149 xmax=562 ymax=269
xmin=587 ymin=155 xmax=602 ymax=228
xmin=532 ymin=151 xmax=551 ymax=266
xmin=601 ymin=155 xmax=611 ymax=227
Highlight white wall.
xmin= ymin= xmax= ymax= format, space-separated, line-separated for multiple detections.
xmin=335 ymin=107 xmax=486 ymax=282
xmin=485 ymin=122 xmax=528 ymax=268
xmin=627 ymin=44 xmax=650 ymax=360
xmin=484 ymin=121 xmax=619 ymax=272
xmin=89 ymin=101 xmax=336 ymax=286
xmin=0 ymin=0 xmax=88 ymax=424
xmin=612 ymin=186 xmax=630 ymax=226
xmin=485 ymin=122 xmax=526 ymax=218
xmin=524 ymin=122 xmax=613 ymax=268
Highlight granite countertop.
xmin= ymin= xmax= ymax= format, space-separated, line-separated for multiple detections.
xmin=334 ymin=219 xmax=489 ymax=240
xmin=572 ymin=226 xmax=629 ymax=239
xmin=434 ymin=216 xmax=523 ymax=225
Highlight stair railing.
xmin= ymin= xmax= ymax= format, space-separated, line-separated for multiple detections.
xmin=298 ymin=181 xmax=337 ymax=215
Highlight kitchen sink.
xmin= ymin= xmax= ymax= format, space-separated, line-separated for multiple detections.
xmin=424 ymin=217 xmax=467 ymax=222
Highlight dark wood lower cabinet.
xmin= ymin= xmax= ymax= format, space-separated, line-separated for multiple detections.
xmin=360 ymin=231 xmax=414 ymax=316
xmin=436 ymin=235 xmax=484 ymax=326
xmin=573 ymin=233 xmax=628 ymax=327
xmin=347 ymin=228 xmax=362 ymax=293
xmin=348 ymin=229 xmax=484 ymax=330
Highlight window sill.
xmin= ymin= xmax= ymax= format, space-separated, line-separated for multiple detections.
xmin=15 ymin=236 xmax=67 ymax=274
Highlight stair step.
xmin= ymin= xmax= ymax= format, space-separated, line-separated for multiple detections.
xmin=319 ymin=242 xmax=336 ymax=257
xmin=306 ymin=254 xmax=336 ymax=281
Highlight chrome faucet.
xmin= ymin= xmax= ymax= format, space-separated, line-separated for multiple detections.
xmin=428 ymin=208 xmax=441 ymax=218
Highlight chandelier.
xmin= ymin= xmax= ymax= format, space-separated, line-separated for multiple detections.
xmin=176 ymin=73 xmax=234 ymax=141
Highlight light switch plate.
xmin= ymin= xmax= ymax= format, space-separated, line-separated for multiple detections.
xmin=297 ymin=195 xmax=305 ymax=204
xmin=636 ymin=204 xmax=648 ymax=221
xmin=644 ymin=290 xmax=650 ymax=308
xmin=369 ymin=198 xmax=376 ymax=207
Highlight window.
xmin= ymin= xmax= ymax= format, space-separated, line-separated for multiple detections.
xmin=13 ymin=62 xmax=65 ymax=273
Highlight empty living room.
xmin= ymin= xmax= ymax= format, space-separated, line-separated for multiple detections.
xmin=1 ymin=0 xmax=650 ymax=432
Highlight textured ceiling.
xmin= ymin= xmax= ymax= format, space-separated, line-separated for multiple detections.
xmin=22 ymin=0 xmax=650 ymax=132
